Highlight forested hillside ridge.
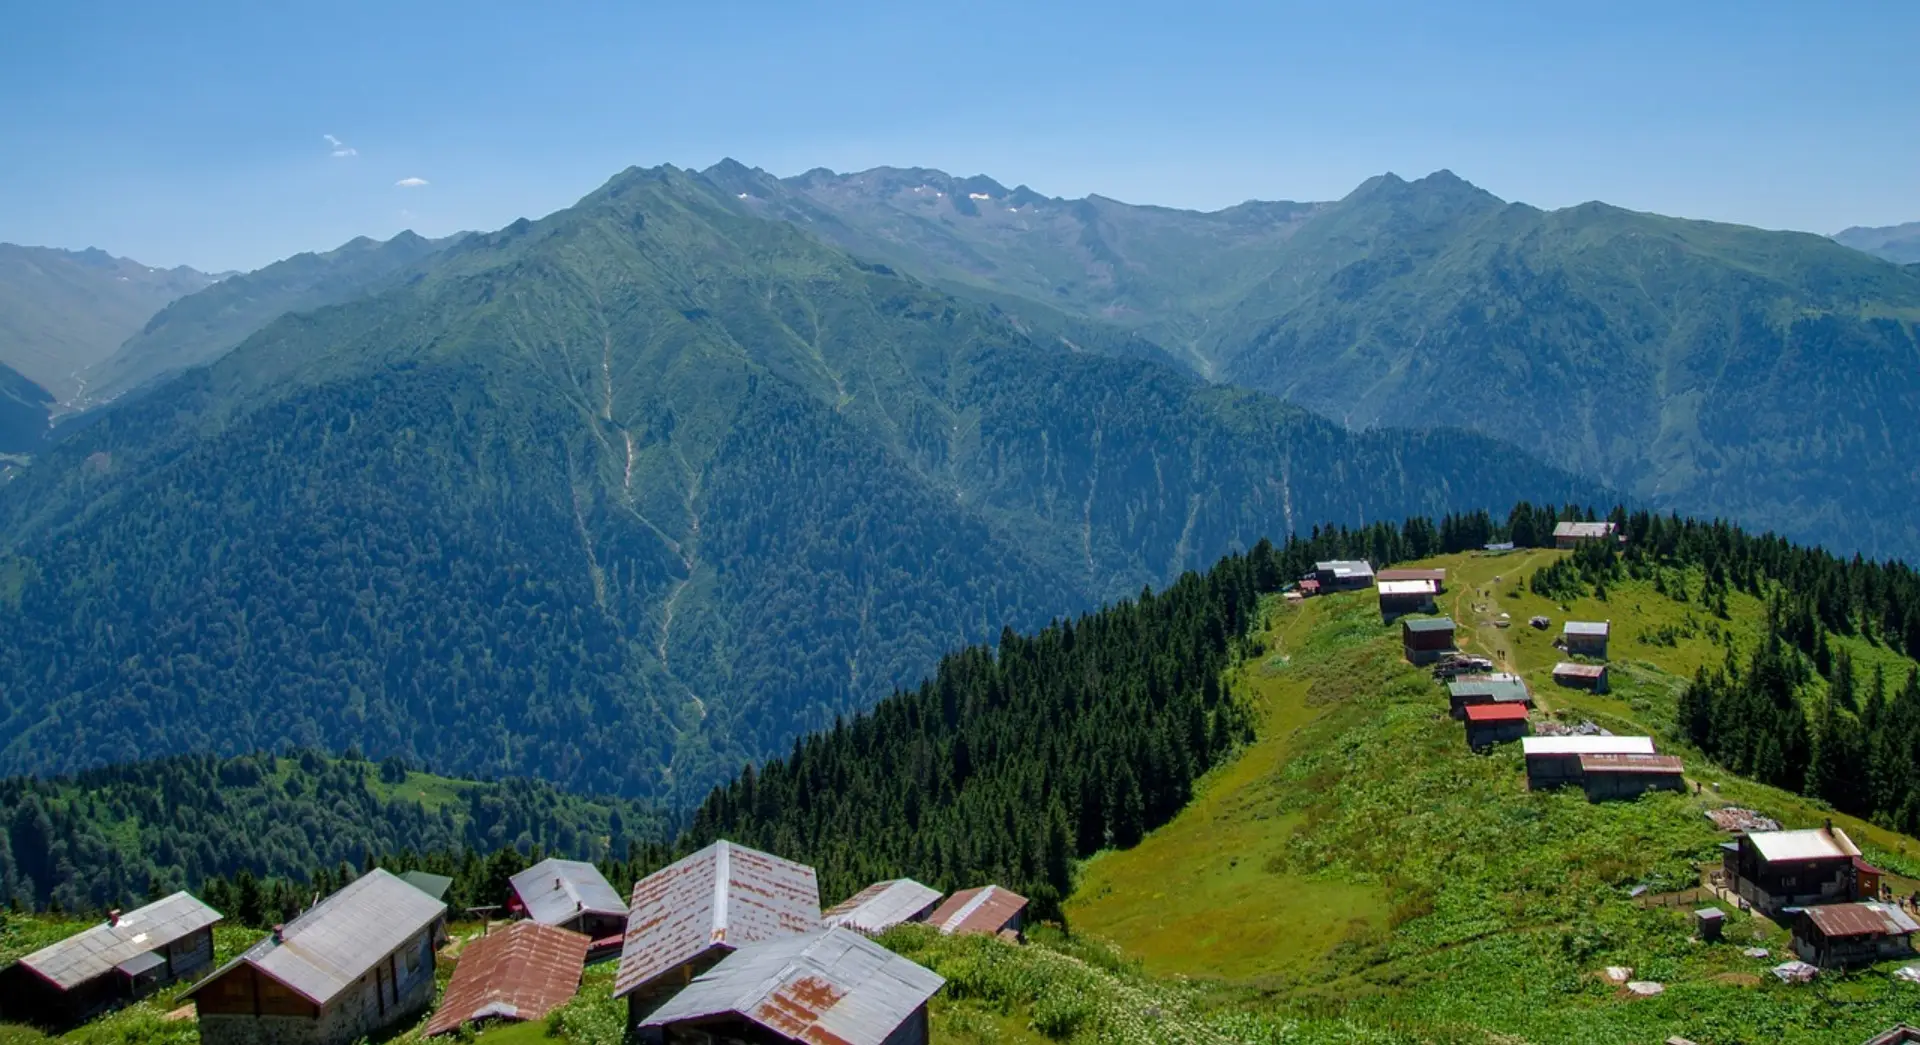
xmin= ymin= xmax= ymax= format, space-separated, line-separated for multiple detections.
xmin=0 ymin=748 xmax=663 ymax=916
xmin=0 ymin=361 xmax=52 ymax=454
xmin=0 ymin=163 xmax=1599 ymax=805
xmin=73 ymin=229 xmax=460 ymax=407
xmin=0 ymin=244 xmax=215 ymax=401
xmin=704 ymin=161 xmax=1920 ymax=561
xmin=1835 ymin=220 xmax=1920 ymax=265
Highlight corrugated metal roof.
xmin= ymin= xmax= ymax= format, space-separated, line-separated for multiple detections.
xmin=1448 ymin=674 xmax=1532 ymax=704
xmin=926 ymin=886 xmax=1027 ymax=936
xmin=1553 ymin=662 xmax=1607 ymax=679
xmin=641 ymin=928 xmax=943 ymax=1045
xmin=1463 ymin=703 xmax=1530 ymax=723
xmin=1750 ymin=828 xmax=1862 ymax=863
xmin=400 ymin=871 xmax=454 ymax=901
xmin=424 ymin=921 xmax=589 ymax=1037
xmin=1802 ymin=903 xmax=1920 ymax=939
xmin=1578 ymin=753 xmax=1683 ymax=774
xmin=19 ymin=892 xmax=222 ymax=991
xmin=511 ymin=859 xmax=627 ymax=925
xmin=1563 ymin=620 xmax=1611 ymax=636
xmin=612 ymin=840 xmax=822 ymax=1000
xmin=1377 ymin=568 xmax=1446 ymax=583
xmin=1521 ymin=736 xmax=1656 ymax=756
xmin=1377 ymin=579 xmax=1437 ymax=596
xmin=1314 ymin=560 xmax=1374 ymax=579
xmin=1553 ymin=521 xmax=1616 ymax=539
xmin=184 ymin=868 xmax=446 ymax=1007
xmin=1402 ymin=617 xmax=1455 ymax=634
xmin=823 ymin=880 xmax=944 ymax=936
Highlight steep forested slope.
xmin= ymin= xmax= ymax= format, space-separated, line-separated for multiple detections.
xmin=0 ymin=244 xmax=213 ymax=399
xmin=0 ymin=166 xmax=1594 ymax=802
xmin=0 ymin=362 xmax=51 ymax=453
xmin=77 ymin=230 xmax=457 ymax=404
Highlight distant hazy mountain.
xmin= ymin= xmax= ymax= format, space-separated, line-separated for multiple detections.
xmin=0 ymin=244 xmax=214 ymax=399
xmin=79 ymin=230 xmax=459 ymax=405
xmin=1834 ymin=221 xmax=1920 ymax=265
xmin=0 ymin=164 xmax=1595 ymax=801
xmin=724 ymin=162 xmax=1920 ymax=559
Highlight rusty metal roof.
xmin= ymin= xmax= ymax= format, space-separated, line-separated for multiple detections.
xmin=424 ymin=921 xmax=589 ymax=1037
xmin=184 ymin=868 xmax=446 ymax=1007
xmin=1463 ymin=703 xmax=1530 ymax=723
xmin=612 ymin=840 xmax=822 ymax=1000
xmin=1577 ymin=753 xmax=1684 ymax=774
xmin=18 ymin=892 xmax=222 ymax=991
xmin=1801 ymin=902 xmax=1920 ymax=939
xmin=823 ymin=880 xmax=944 ymax=936
xmin=510 ymin=859 xmax=627 ymax=926
xmin=1553 ymin=662 xmax=1608 ymax=679
xmin=640 ymin=927 xmax=943 ymax=1045
xmin=926 ymin=886 xmax=1027 ymax=936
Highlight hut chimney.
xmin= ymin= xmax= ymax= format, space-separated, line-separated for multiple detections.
xmin=271 ymin=924 xmax=285 ymax=945
xmin=1825 ymin=817 xmax=1834 ymax=833
xmin=556 ymin=877 xmax=563 ymax=890
xmin=108 ymin=909 xmax=122 ymax=927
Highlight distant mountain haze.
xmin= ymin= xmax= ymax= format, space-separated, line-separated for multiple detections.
xmin=0 ymin=164 xmax=1598 ymax=802
xmin=1834 ymin=221 xmax=1920 ymax=265
xmin=0 ymin=244 xmax=215 ymax=399
xmin=721 ymin=162 xmax=1920 ymax=559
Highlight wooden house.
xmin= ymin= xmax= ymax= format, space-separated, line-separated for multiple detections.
xmin=823 ymin=879 xmax=944 ymax=936
xmin=1722 ymin=824 xmax=1871 ymax=916
xmin=1462 ymin=702 xmax=1530 ymax=750
xmin=613 ymin=841 xmax=822 ymax=1029
xmin=1561 ymin=620 xmax=1611 ymax=658
xmin=510 ymin=858 xmax=628 ymax=959
xmin=926 ymin=886 xmax=1028 ymax=940
xmin=1575 ymin=753 xmax=1685 ymax=801
xmin=1864 ymin=1025 xmax=1920 ymax=1045
xmin=1520 ymin=736 xmax=1655 ymax=791
xmin=636 ymin=927 xmax=944 ymax=1045
xmin=1446 ymin=674 xmax=1533 ymax=719
xmin=1401 ymin=617 xmax=1456 ymax=665
xmin=1791 ymin=903 xmax=1919 ymax=969
xmin=424 ymin=921 xmax=589 ymax=1037
xmin=1377 ymin=579 xmax=1438 ymax=622
xmin=1376 ymin=567 xmax=1446 ymax=593
xmin=1551 ymin=661 xmax=1609 ymax=694
xmin=185 ymin=868 xmax=447 ymax=1045
xmin=1553 ymin=521 xmax=1618 ymax=549
xmin=1312 ymin=560 xmax=1375 ymax=592
xmin=0 ymin=892 xmax=221 ymax=1027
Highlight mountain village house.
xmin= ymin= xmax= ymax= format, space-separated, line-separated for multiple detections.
xmin=614 ymin=841 xmax=824 ymax=1031
xmin=1376 ymin=567 xmax=1446 ymax=592
xmin=1791 ymin=902 xmax=1919 ymax=968
xmin=509 ymin=858 xmax=629 ymax=959
xmin=1722 ymin=824 xmax=1877 ymax=916
xmin=1312 ymin=560 xmax=1376 ymax=592
xmin=1561 ymin=620 xmax=1611 ymax=659
xmin=1553 ymin=520 xmax=1618 ymax=548
xmin=1574 ymin=753 xmax=1685 ymax=800
xmin=1520 ymin=735 xmax=1656 ymax=792
xmin=1447 ymin=674 xmax=1534 ymax=719
xmin=1401 ymin=617 xmax=1456 ymax=665
xmin=0 ymin=892 xmax=221 ymax=1027
xmin=823 ymin=879 xmax=945 ymax=936
xmin=926 ymin=886 xmax=1028 ymax=940
xmin=185 ymin=868 xmax=448 ymax=1045
xmin=424 ymin=920 xmax=589 ymax=1037
xmin=636 ymin=927 xmax=945 ymax=1045
xmin=1551 ymin=661 xmax=1609 ymax=694
xmin=1462 ymin=702 xmax=1530 ymax=750
xmin=1377 ymin=578 xmax=1438 ymax=622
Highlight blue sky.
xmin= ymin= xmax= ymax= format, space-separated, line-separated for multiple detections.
xmin=1 ymin=0 xmax=1913 ymax=272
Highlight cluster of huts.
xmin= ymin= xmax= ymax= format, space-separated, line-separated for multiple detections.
xmin=1714 ymin=819 xmax=1917 ymax=970
xmin=0 ymin=841 xmax=1029 ymax=1045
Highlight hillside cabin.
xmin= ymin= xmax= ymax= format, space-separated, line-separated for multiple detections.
xmin=1483 ymin=541 xmax=1516 ymax=553
xmin=185 ymin=868 xmax=447 ymax=1045
xmin=824 ymin=879 xmax=944 ymax=936
xmin=1401 ymin=617 xmax=1456 ymax=665
xmin=1378 ymin=579 xmax=1438 ymax=622
xmin=1377 ymin=567 xmax=1446 ymax=593
xmin=1553 ymin=520 xmax=1618 ymax=548
xmin=1552 ymin=661 xmax=1609 ymax=694
xmin=636 ymin=927 xmax=945 ymax=1045
xmin=1562 ymin=620 xmax=1611 ymax=659
xmin=926 ymin=886 xmax=1028 ymax=940
xmin=1520 ymin=735 xmax=1655 ymax=791
xmin=1462 ymin=702 xmax=1530 ymax=750
xmin=1576 ymin=753 xmax=1685 ymax=801
xmin=1447 ymin=674 xmax=1533 ymax=719
xmin=0 ymin=892 xmax=221 ymax=1027
xmin=1313 ymin=560 xmax=1376 ymax=592
xmin=1791 ymin=903 xmax=1919 ymax=969
xmin=613 ymin=840 xmax=822 ymax=1029
xmin=510 ymin=858 xmax=628 ymax=958
xmin=424 ymin=921 xmax=589 ymax=1037
xmin=1723 ymin=824 xmax=1869 ymax=916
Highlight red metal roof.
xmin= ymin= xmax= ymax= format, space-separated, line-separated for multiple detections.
xmin=1855 ymin=856 xmax=1886 ymax=876
xmin=425 ymin=921 xmax=588 ymax=1037
xmin=1463 ymin=703 xmax=1530 ymax=723
xmin=926 ymin=886 xmax=1027 ymax=937
xmin=1577 ymin=753 xmax=1684 ymax=774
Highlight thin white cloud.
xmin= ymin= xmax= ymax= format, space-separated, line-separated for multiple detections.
xmin=322 ymin=133 xmax=357 ymax=158
xmin=395 ymin=177 xmax=429 ymax=188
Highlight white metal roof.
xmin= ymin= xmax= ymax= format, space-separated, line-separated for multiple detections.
xmin=1377 ymin=579 xmax=1437 ymax=596
xmin=641 ymin=928 xmax=943 ymax=1045
xmin=511 ymin=858 xmax=628 ymax=925
xmin=1314 ymin=560 xmax=1374 ymax=578
xmin=19 ymin=892 xmax=222 ymax=990
xmin=1521 ymin=736 xmax=1656 ymax=756
xmin=185 ymin=868 xmax=445 ymax=1007
xmin=1553 ymin=521 xmax=1616 ymax=538
xmin=1749 ymin=828 xmax=1861 ymax=863
xmin=1563 ymin=620 xmax=1611 ymax=636
xmin=822 ymin=879 xmax=944 ymax=935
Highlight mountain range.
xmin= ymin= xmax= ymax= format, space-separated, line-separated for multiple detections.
xmin=1834 ymin=220 xmax=1920 ymax=265
xmin=0 ymin=165 xmax=1593 ymax=801
xmin=0 ymin=244 xmax=215 ymax=401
